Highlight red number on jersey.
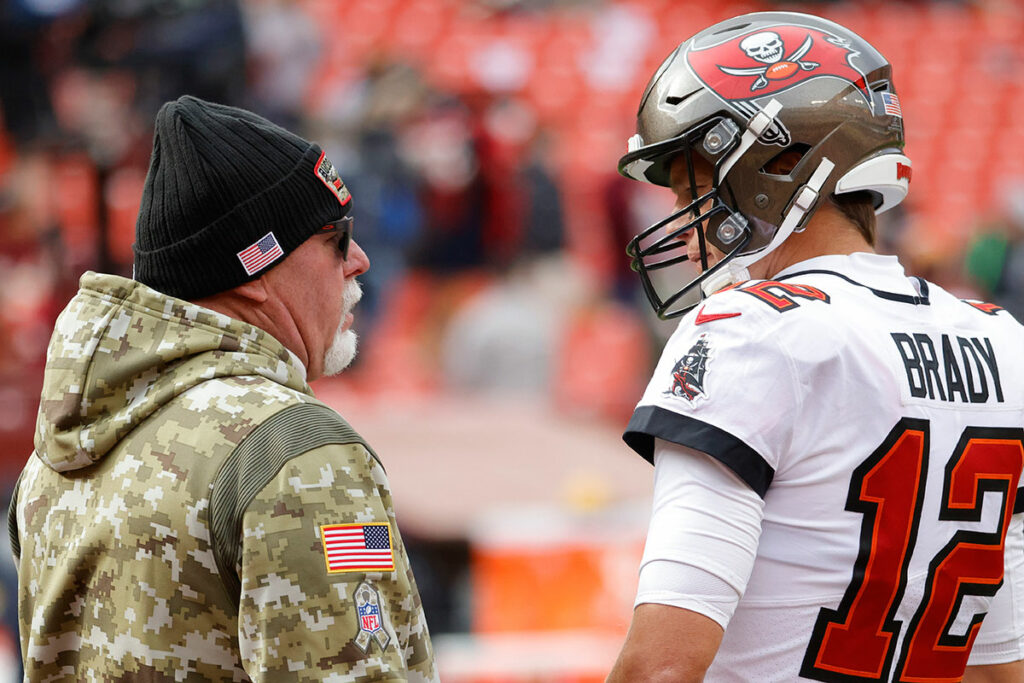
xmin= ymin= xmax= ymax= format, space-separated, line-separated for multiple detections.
xmin=800 ymin=420 xmax=928 ymax=680
xmin=800 ymin=420 xmax=1024 ymax=682
xmin=741 ymin=281 xmax=830 ymax=312
xmin=897 ymin=430 xmax=1024 ymax=680
xmin=964 ymin=300 xmax=1004 ymax=316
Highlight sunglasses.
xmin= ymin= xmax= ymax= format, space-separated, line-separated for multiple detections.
xmin=319 ymin=216 xmax=354 ymax=260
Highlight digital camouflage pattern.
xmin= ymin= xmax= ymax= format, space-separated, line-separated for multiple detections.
xmin=9 ymin=272 xmax=437 ymax=682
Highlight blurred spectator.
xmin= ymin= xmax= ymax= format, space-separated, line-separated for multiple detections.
xmin=602 ymin=171 xmax=641 ymax=303
xmin=241 ymin=0 xmax=321 ymax=128
xmin=110 ymin=0 xmax=247 ymax=113
xmin=441 ymin=256 xmax=578 ymax=394
xmin=0 ymin=155 xmax=68 ymax=476
xmin=405 ymin=98 xmax=488 ymax=272
xmin=50 ymin=67 xmax=143 ymax=167
xmin=965 ymin=180 xmax=1024 ymax=320
xmin=336 ymin=60 xmax=431 ymax=325
xmin=0 ymin=0 xmax=64 ymax=145
xmin=406 ymin=94 xmax=566 ymax=273
xmin=521 ymin=128 xmax=567 ymax=257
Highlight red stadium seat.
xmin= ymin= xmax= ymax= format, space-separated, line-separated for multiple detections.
xmin=53 ymin=154 xmax=99 ymax=253
xmin=553 ymin=302 xmax=650 ymax=421
xmin=391 ymin=0 xmax=455 ymax=62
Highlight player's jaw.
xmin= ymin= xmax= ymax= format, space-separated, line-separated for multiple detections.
xmin=687 ymin=225 xmax=727 ymax=271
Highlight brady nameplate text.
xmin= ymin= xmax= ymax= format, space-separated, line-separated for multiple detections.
xmin=891 ymin=331 xmax=1003 ymax=404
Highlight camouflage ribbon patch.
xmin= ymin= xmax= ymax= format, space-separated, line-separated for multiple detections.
xmin=354 ymin=582 xmax=391 ymax=652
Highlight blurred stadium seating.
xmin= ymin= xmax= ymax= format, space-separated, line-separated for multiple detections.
xmin=298 ymin=0 xmax=1024 ymax=260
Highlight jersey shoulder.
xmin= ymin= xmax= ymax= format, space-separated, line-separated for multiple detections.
xmin=684 ymin=276 xmax=840 ymax=339
xmin=920 ymin=280 xmax=1024 ymax=338
xmin=657 ymin=278 xmax=831 ymax=413
xmin=951 ymin=293 xmax=1024 ymax=329
xmin=713 ymin=276 xmax=835 ymax=314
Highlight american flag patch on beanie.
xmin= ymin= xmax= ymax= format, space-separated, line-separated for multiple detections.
xmin=237 ymin=232 xmax=284 ymax=275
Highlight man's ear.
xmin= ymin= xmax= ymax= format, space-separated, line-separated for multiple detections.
xmin=233 ymin=277 xmax=269 ymax=304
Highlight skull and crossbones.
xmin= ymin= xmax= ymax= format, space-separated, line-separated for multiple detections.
xmin=741 ymin=32 xmax=785 ymax=63
xmin=719 ymin=32 xmax=821 ymax=91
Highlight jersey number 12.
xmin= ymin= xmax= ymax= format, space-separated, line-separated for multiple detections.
xmin=800 ymin=418 xmax=1024 ymax=682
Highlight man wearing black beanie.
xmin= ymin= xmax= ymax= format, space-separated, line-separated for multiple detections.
xmin=9 ymin=96 xmax=439 ymax=681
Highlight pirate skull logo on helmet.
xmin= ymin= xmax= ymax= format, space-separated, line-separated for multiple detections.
xmin=740 ymin=32 xmax=784 ymax=63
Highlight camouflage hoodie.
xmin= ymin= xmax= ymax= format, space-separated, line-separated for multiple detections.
xmin=9 ymin=272 xmax=436 ymax=682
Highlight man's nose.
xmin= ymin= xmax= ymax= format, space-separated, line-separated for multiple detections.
xmin=665 ymin=207 xmax=691 ymax=242
xmin=344 ymin=239 xmax=370 ymax=277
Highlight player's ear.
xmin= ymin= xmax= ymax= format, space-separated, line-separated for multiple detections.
xmin=762 ymin=149 xmax=804 ymax=176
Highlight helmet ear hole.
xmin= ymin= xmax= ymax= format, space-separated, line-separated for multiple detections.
xmin=760 ymin=144 xmax=811 ymax=177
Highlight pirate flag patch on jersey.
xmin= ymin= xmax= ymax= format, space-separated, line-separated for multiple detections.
xmin=666 ymin=333 xmax=712 ymax=401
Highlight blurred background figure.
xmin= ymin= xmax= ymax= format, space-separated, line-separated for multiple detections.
xmin=965 ymin=179 xmax=1024 ymax=320
xmin=1 ymin=0 xmax=1022 ymax=680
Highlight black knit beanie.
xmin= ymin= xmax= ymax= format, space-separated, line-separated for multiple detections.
xmin=133 ymin=95 xmax=352 ymax=299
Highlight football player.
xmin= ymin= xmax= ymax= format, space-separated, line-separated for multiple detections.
xmin=608 ymin=11 xmax=1024 ymax=682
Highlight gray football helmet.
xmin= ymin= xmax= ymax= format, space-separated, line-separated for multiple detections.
xmin=619 ymin=11 xmax=911 ymax=318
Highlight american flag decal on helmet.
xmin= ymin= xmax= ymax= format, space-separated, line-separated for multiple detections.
xmin=880 ymin=92 xmax=902 ymax=118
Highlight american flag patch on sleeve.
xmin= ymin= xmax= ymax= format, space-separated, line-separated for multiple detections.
xmin=237 ymin=232 xmax=284 ymax=275
xmin=320 ymin=523 xmax=395 ymax=573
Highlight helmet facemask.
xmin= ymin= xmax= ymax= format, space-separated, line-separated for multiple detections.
xmin=625 ymin=118 xmax=755 ymax=319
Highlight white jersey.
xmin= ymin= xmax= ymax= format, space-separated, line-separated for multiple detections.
xmin=624 ymin=253 xmax=1024 ymax=681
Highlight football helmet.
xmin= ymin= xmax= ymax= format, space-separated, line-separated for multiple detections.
xmin=619 ymin=11 xmax=911 ymax=318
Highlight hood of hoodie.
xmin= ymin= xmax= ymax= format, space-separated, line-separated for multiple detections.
xmin=35 ymin=272 xmax=312 ymax=473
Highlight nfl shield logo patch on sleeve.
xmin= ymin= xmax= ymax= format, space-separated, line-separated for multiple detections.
xmin=353 ymin=582 xmax=392 ymax=652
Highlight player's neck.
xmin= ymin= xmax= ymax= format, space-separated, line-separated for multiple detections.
xmin=757 ymin=204 xmax=875 ymax=280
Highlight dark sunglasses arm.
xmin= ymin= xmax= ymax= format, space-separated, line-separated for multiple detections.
xmin=319 ymin=216 xmax=353 ymax=259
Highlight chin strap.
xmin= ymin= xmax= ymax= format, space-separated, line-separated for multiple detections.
xmin=736 ymin=155 xmax=836 ymax=269
xmin=700 ymin=261 xmax=750 ymax=298
xmin=701 ymin=155 xmax=836 ymax=297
